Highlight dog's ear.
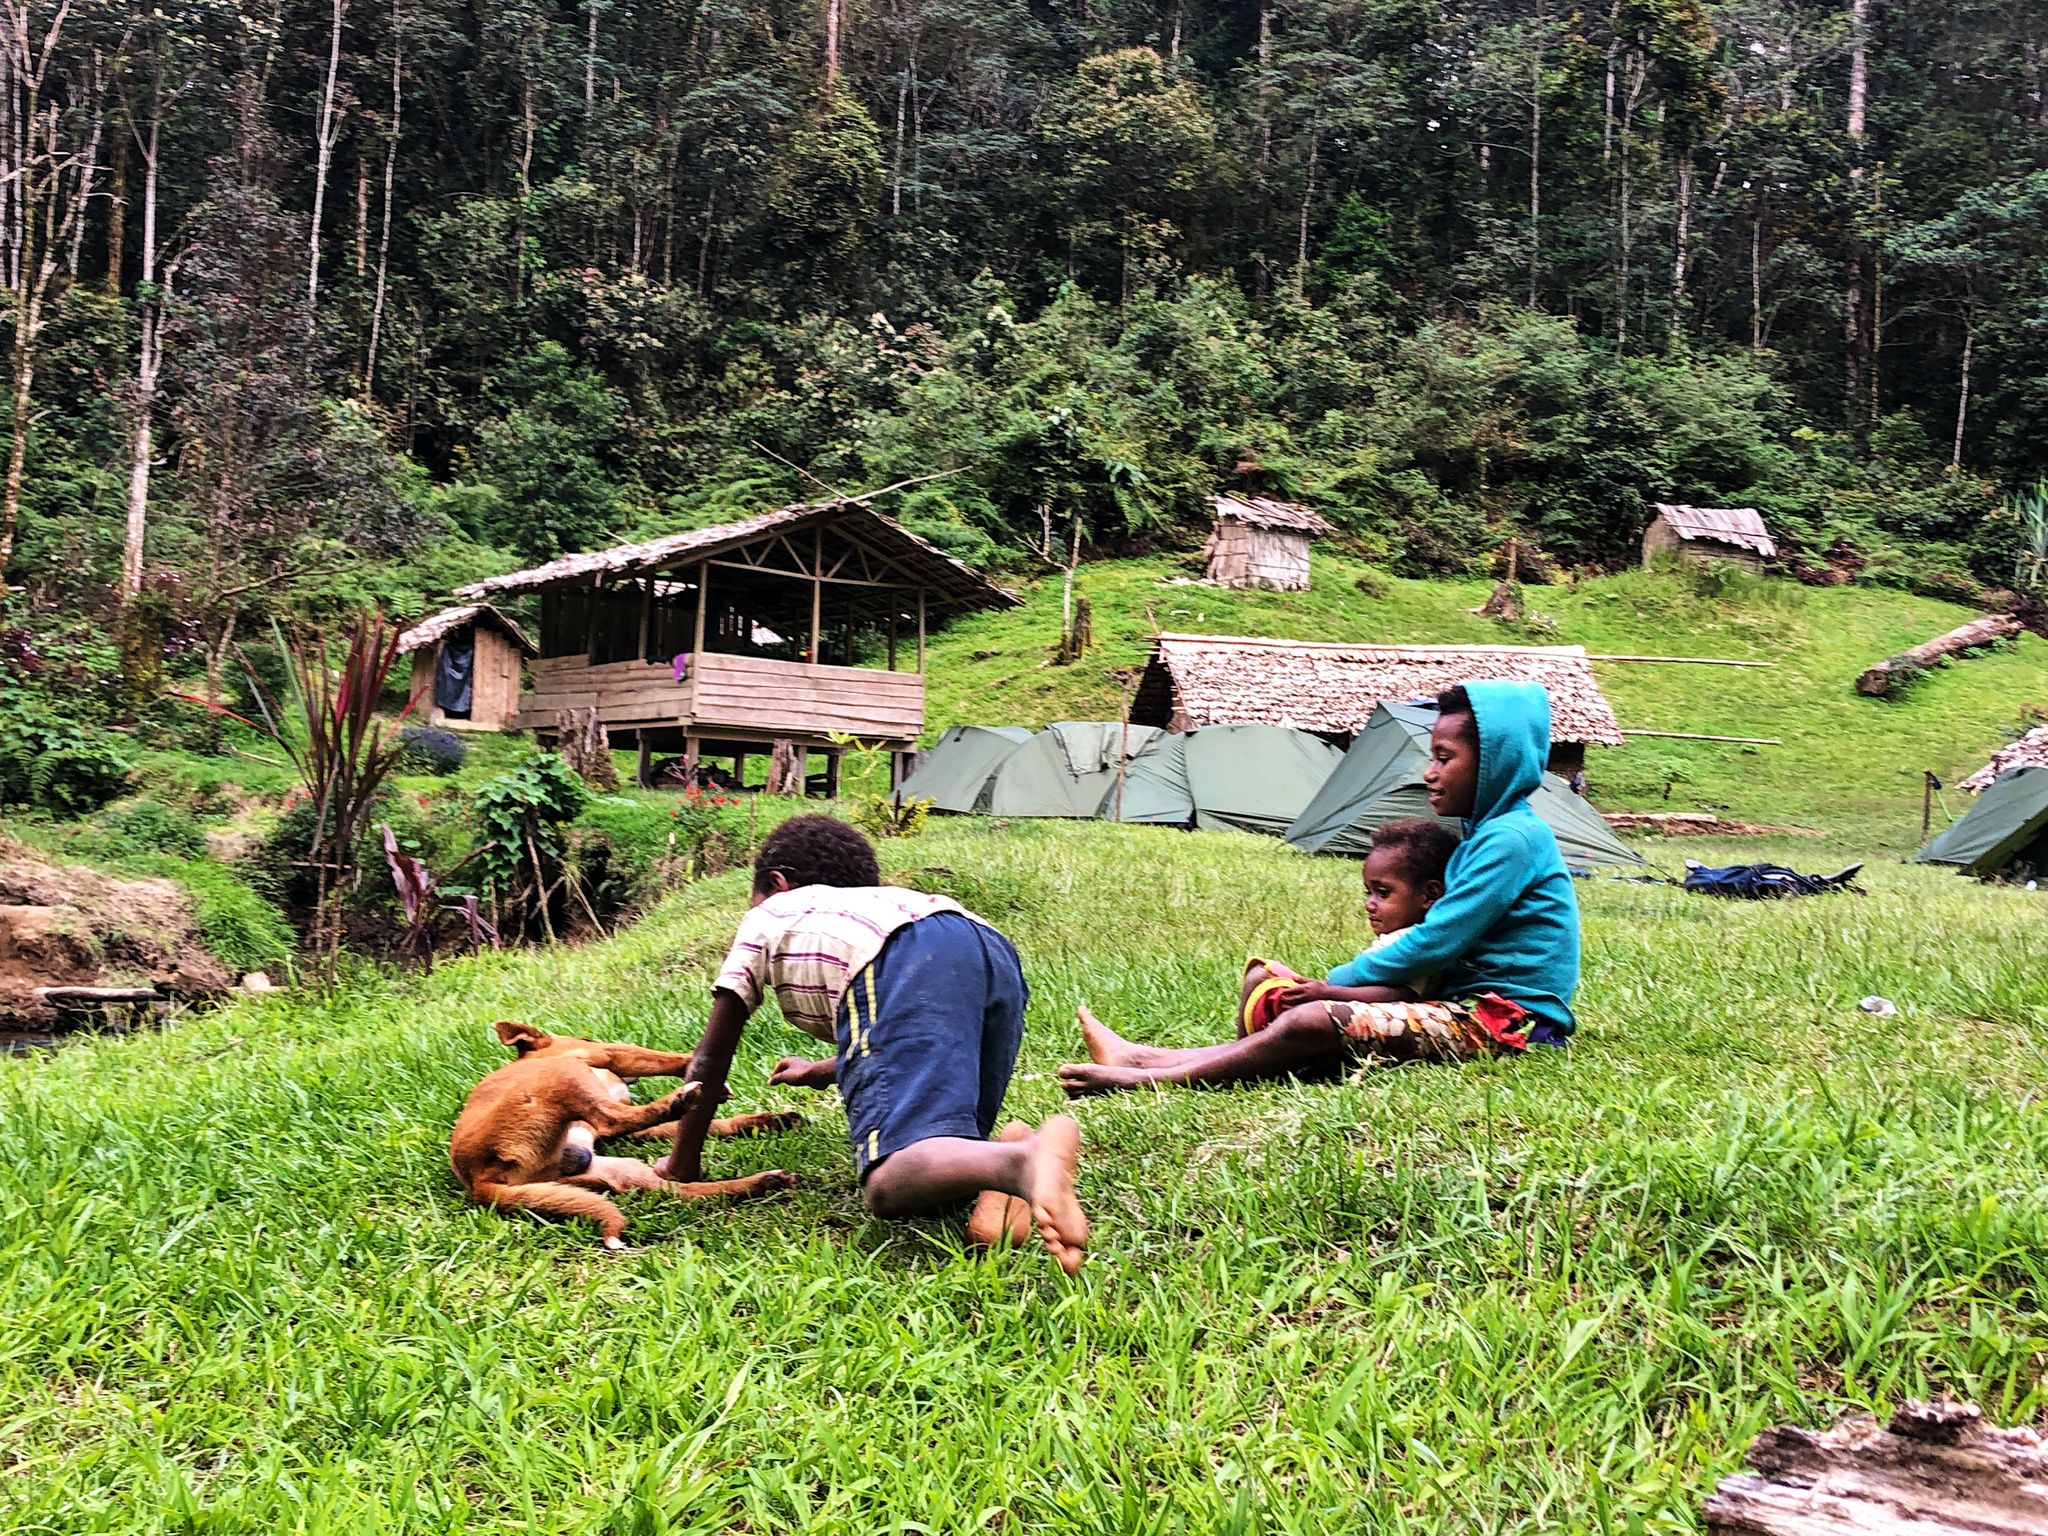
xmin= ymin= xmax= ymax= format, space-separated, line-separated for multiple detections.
xmin=494 ymin=1019 xmax=548 ymax=1055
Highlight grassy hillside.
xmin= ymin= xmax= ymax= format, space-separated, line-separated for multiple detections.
xmin=922 ymin=554 xmax=2048 ymax=849
xmin=3 ymin=820 xmax=2044 ymax=1532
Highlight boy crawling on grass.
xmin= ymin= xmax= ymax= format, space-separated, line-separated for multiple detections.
xmin=658 ymin=815 xmax=1089 ymax=1273
xmin=1058 ymin=681 xmax=1581 ymax=1094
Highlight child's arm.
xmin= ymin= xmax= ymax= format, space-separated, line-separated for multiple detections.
xmin=1326 ymin=827 xmax=1534 ymax=989
xmin=768 ymin=1055 xmax=837 ymax=1089
xmin=668 ymin=989 xmax=751 ymax=1182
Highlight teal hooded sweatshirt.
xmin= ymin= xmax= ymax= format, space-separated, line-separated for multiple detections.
xmin=1324 ymin=680 xmax=1581 ymax=1042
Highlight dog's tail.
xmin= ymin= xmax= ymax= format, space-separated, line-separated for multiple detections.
xmin=475 ymin=1180 xmax=626 ymax=1245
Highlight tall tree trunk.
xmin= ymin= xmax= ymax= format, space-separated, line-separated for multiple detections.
xmin=1951 ymin=305 xmax=1973 ymax=470
xmin=363 ymin=0 xmax=401 ymax=403
xmin=585 ymin=0 xmax=597 ymax=121
xmin=103 ymin=118 xmax=124 ymax=293
xmin=121 ymin=102 xmax=164 ymax=602
xmin=306 ymin=0 xmax=347 ymax=330
xmin=1843 ymin=0 xmax=1869 ymax=437
xmin=1256 ymin=0 xmax=1272 ymax=169
xmin=891 ymin=53 xmax=906 ymax=215
xmin=1750 ymin=200 xmax=1764 ymax=354
xmin=1528 ymin=36 xmax=1541 ymax=308
xmin=1669 ymin=152 xmax=1691 ymax=345
xmin=513 ymin=70 xmax=533 ymax=302
xmin=823 ymin=0 xmax=840 ymax=91
xmin=1294 ymin=126 xmax=1317 ymax=299
xmin=1615 ymin=69 xmax=1635 ymax=349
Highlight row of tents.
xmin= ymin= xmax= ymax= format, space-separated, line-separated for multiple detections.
xmin=902 ymin=708 xmax=1646 ymax=868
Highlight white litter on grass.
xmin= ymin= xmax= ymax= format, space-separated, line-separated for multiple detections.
xmin=1858 ymin=995 xmax=1898 ymax=1018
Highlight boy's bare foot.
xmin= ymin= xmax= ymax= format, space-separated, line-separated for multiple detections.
xmin=964 ymin=1122 xmax=1033 ymax=1250
xmin=1022 ymin=1114 xmax=1089 ymax=1274
xmin=1057 ymin=1061 xmax=1158 ymax=1097
xmin=1077 ymin=1004 xmax=1173 ymax=1068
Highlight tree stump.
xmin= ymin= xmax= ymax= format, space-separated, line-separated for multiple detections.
xmin=1855 ymin=614 xmax=2021 ymax=696
xmin=559 ymin=707 xmax=620 ymax=792
xmin=1704 ymin=1398 xmax=2048 ymax=1534
xmin=765 ymin=739 xmax=806 ymax=797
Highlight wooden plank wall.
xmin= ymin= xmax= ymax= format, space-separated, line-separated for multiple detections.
xmin=1207 ymin=523 xmax=1310 ymax=590
xmin=514 ymin=651 xmax=923 ymax=744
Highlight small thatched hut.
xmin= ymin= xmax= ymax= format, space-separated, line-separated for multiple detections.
xmin=1641 ymin=504 xmax=1777 ymax=572
xmin=1131 ymin=633 xmax=1624 ymax=777
xmin=1203 ymin=495 xmax=1334 ymax=591
xmin=397 ymin=604 xmax=536 ymax=731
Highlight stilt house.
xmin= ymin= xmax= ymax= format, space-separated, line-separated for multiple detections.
xmin=397 ymin=604 xmax=536 ymax=731
xmin=1203 ymin=495 xmax=1334 ymax=591
xmin=453 ymin=500 xmax=1017 ymax=787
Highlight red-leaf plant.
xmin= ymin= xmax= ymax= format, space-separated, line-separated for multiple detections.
xmin=380 ymin=823 xmax=500 ymax=963
xmin=180 ymin=613 xmax=424 ymax=974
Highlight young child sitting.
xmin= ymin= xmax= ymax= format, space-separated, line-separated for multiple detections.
xmin=1058 ymin=680 xmax=1582 ymax=1094
xmin=658 ymin=814 xmax=1088 ymax=1273
xmin=1236 ymin=815 xmax=1457 ymax=1037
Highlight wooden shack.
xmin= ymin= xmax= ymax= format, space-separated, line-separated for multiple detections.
xmin=397 ymin=604 xmax=536 ymax=731
xmin=1641 ymin=504 xmax=1777 ymax=572
xmin=453 ymin=499 xmax=1018 ymax=788
xmin=1131 ymin=633 xmax=1625 ymax=777
xmin=1203 ymin=495 xmax=1334 ymax=591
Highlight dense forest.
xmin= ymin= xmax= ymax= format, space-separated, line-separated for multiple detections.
xmin=3 ymin=0 xmax=2048 ymax=723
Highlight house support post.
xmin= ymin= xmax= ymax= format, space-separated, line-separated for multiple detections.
xmin=823 ymin=749 xmax=841 ymax=800
xmin=636 ymin=732 xmax=652 ymax=789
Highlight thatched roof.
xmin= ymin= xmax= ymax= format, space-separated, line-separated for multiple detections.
xmin=1654 ymin=503 xmax=1777 ymax=558
xmin=1213 ymin=494 xmax=1334 ymax=536
xmin=1961 ymin=724 xmax=2048 ymax=792
xmin=453 ymin=500 xmax=1017 ymax=619
xmin=1133 ymin=633 xmax=1625 ymax=745
xmin=397 ymin=604 xmax=536 ymax=657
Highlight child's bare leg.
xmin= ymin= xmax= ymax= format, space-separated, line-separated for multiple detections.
xmin=1237 ymin=962 xmax=1275 ymax=1037
xmin=863 ymin=1117 xmax=1088 ymax=1274
xmin=964 ymin=1122 xmax=1033 ymax=1250
xmin=1059 ymin=1003 xmax=1345 ymax=1096
xmin=1077 ymin=1006 xmax=1216 ymax=1069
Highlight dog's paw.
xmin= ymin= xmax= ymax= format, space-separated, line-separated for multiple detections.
xmin=663 ymin=1081 xmax=703 ymax=1112
xmin=755 ymin=1169 xmax=801 ymax=1195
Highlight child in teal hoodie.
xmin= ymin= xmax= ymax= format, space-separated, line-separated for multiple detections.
xmin=1059 ymin=680 xmax=1581 ymax=1095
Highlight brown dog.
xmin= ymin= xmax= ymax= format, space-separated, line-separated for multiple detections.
xmin=449 ymin=1020 xmax=800 ymax=1248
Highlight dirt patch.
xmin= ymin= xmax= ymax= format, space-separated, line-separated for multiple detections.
xmin=1603 ymin=811 xmax=1822 ymax=837
xmin=0 ymin=855 xmax=233 ymax=1025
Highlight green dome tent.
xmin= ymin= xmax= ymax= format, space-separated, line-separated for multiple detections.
xmin=1097 ymin=723 xmax=1344 ymax=836
xmin=1913 ymin=766 xmax=2048 ymax=876
xmin=1283 ymin=701 xmax=1645 ymax=868
xmin=899 ymin=725 xmax=1035 ymax=812
xmin=976 ymin=722 xmax=1167 ymax=818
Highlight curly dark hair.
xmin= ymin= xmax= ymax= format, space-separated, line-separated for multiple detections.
xmin=1367 ymin=815 xmax=1458 ymax=888
xmin=753 ymin=814 xmax=881 ymax=893
xmin=1435 ymin=684 xmax=1479 ymax=744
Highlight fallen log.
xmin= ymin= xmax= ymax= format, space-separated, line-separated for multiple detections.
xmin=1704 ymin=1398 xmax=2048 ymax=1535
xmin=1856 ymin=613 xmax=2021 ymax=696
xmin=33 ymin=986 xmax=166 ymax=1004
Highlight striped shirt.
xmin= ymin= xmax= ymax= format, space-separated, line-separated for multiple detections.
xmin=714 ymin=885 xmax=977 ymax=1043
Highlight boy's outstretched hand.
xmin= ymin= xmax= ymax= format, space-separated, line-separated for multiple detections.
xmin=768 ymin=1055 xmax=838 ymax=1090
xmin=1279 ymin=979 xmax=1336 ymax=1006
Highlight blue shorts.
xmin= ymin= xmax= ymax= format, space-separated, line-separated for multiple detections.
xmin=835 ymin=911 xmax=1027 ymax=1179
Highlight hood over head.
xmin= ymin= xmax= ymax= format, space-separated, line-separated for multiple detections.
xmin=1462 ymin=679 xmax=1551 ymax=824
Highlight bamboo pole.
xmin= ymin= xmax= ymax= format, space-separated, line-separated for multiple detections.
xmin=1613 ymin=741 xmax=1777 ymax=753
xmin=1589 ymin=654 xmax=1775 ymax=667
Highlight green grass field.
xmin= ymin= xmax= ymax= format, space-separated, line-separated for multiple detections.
xmin=5 ymin=815 xmax=2047 ymax=1533
xmin=922 ymin=556 xmax=2048 ymax=848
